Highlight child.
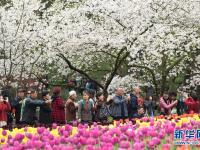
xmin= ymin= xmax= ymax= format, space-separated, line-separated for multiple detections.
xmin=78 ymin=90 xmax=94 ymax=124
xmin=0 ymin=95 xmax=11 ymax=127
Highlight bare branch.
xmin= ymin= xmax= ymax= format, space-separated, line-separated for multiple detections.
xmin=104 ymin=47 xmax=130 ymax=90
xmin=57 ymin=53 xmax=104 ymax=89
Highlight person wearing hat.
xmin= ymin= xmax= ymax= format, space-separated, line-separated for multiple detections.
xmin=65 ymin=90 xmax=78 ymax=123
xmin=11 ymin=88 xmax=25 ymax=124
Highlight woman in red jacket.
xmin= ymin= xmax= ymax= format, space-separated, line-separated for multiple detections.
xmin=51 ymin=87 xmax=65 ymax=124
xmin=184 ymin=93 xmax=198 ymax=114
xmin=0 ymin=95 xmax=11 ymax=127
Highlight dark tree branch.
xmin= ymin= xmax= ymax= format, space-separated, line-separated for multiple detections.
xmin=57 ymin=53 xmax=104 ymax=89
xmin=104 ymin=47 xmax=130 ymax=90
xmin=128 ymin=24 xmax=154 ymax=47
xmin=166 ymin=55 xmax=186 ymax=74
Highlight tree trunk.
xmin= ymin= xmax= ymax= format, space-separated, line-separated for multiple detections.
xmin=160 ymin=75 xmax=167 ymax=95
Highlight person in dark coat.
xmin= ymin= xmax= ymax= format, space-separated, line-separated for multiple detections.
xmin=11 ymin=88 xmax=25 ymax=124
xmin=94 ymin=92 xmax=110 ymax=122
xmin=144 ymin=96 xmax=155 ymax=117
xmin=39 ymin=91 xmax=52 ymax=125
xmin=51 ymin=86 xmax=65 ymax=124
xmin=21 ymin=88 xmax=51 ymax=125
xmin=128 ymin=87 xmax=144 ymax=118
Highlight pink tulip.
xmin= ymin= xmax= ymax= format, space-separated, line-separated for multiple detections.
xmin=133 ymin=142 xmax=141 ymax=149
xmin=45 ymin=144 xmax=53 ymax=150
xmin=37 ymin=127 xmax=45 ymax=134
xmin=162 ymin=144 xmax=171 ymax=150
xmin=166 ymin=126 xmax=174 ymax=134
xmin=120 ymin=134 xmax=127 ymax=141
xmin=111 ymin=137 xmax=119 ymax=144
xmin=152 ymin=137 xmax=161 ymax=145
xmin=86 ymin=138 xmax=96 ymax=145
xmin=125 ymin=128 xmax=135 ymax=138
xmin=140 ymin=141 xmax=145 ymax=149
xmin=1 ymin=138 xmax=5 ymax=143
xmin=52 ymin=123 xmax=57 ymax=129
xmin=86 ymin=145 xmax=95 ymax=150
xmin=25 ymin=133 xmax=32 ymax=139
xmin=2 ymin=130 xmax=7 ymax=136
xmin=147 ymin=140 xmax=155 ymax=149
xmin=149 ymin=130 xmax=157 ymax=137
xmin=158 ymin=131 xmax=165 ymax=139
xmin=119 ymin=141 xmax=130 ymax=149
xmin=79 ymin=137 xmax=87 ymax=145
xmin=141 ymin=127 xmax=148 ymax=136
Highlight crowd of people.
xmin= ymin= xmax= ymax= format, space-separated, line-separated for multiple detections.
xmin=0 ymin=86 xmax=199 ymax=127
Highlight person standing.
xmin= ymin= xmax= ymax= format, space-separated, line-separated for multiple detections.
xmin=160 ymin=91 xmax=178 ymax=115
xmin=169 ymin=92 xmax=178 ymax=114
xmin=128 ymin=87 xmax=144 ymax=118
xmin=78 ymin=90 xmax=94 ymax=124
xmin=26 ymin=90 xmax=31 ymax=98
xmin=144 ymin=96 xmax=154 ymax=117
xmin=94 ymin=92 xmax=111 ymax=122
xmin=11 ymin=88 xmax=25 ymax=124
xmin=21 ymin=88 xmax=51 ymax=125
xmin=111 ymin=87 xmax=128 ymax=120
xmin=184 ymin=93 xmax=199 ymax=114
xmin=177 ymin=91 xmax=187 ymax=115
xmin=65 ymin=90 xmax=78 ymax=123
xmin=0 ymin=94 xmax=11 ymax=127
xmin=51 ymin=86 xmax=65 ymax=124
xmin=39 ymin=91 xmax=52 ymax=125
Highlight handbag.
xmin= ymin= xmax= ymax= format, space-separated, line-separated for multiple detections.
xmin=171 ymin=107 xmax=177 ymax=114
xmin=99 ymin=104 xmax=111 ymax=119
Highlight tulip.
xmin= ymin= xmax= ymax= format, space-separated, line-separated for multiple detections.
xmin=2 ymin=130 xmax=7 ymax=136
xmin=166 ymin=126 xmax=174 ymax=134
xmin=52 ymin=123 xmax=57 ymax=129
xmin=162 ymin=144 xmax=171 ymax=150
xmin=37 ymin=127 xmax=45 ymax=134
xmin=113 ymin=137 xmax=119 ymax=144
xmin=86 ymin=138 xmax=96 ymax=145
xmin=147 ymin=140 xmax=155 ymax=149
xmin=125 ymin=128 xmax=135 ymax=139
xmin=133 ymin=142 xmax=141 ymax=150
xmin=86 ymin=145 xmax=95 ymax=150
xmin=1 ymin=138 xmax=5 ymax=143
xmin=119 ymin=141 xmax=130 ymax=149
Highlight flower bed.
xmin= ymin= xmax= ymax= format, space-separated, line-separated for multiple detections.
xmin=0 ymin=114 xmax=200 ymax=150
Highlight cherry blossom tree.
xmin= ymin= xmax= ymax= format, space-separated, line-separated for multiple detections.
xmin=42 ymin=0 xmax=154 ymax=96
xmin=46 ymin=0 xmax=199 ymax=96
xmin=127 ymin=0 xmax=200 ymax=96
xmin=0 ymin=0 xmax=199 ymax=97
xmin=0 ymin=0 xmax=49 ymax=87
